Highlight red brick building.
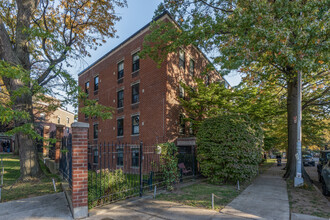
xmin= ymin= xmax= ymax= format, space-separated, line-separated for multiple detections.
xmin=78 ymin=12 xmax=228 ymax=154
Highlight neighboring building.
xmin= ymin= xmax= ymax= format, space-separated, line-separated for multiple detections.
xmin=34 ymin=97 xmax=75 ymax=136
xmin=78 ymin=12 xmax=229 ymax=153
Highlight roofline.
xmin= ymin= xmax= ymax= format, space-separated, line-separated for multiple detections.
xmin=77 ymin=10 xmax=231 ymax=88
xmin=78 ymin=11 xmax=171 ymax=77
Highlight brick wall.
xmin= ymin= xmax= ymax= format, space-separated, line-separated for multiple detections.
xmin=71 ymin=122 xmax=89 ymax=219
xmin=78 ymin=14 xmax=224 ymax=147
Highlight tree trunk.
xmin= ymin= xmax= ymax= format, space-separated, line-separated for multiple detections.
xmin=284 ymin=76 xmax=311 ymax=183
xmin=14 ymin=92 xmax=42 ymax=179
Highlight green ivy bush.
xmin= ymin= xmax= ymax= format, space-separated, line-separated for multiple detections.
xmin=159 ymin=142 xmax=179 ymax=191
xmin=197 ymin=114 xmax=263 ymax=184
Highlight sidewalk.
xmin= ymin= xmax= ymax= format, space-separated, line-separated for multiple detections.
xmin=220 ymin=163 xmax=290 ymax=220
xmin=88 ymin=163 xmax=291 ymax=220
xmin=0 ymin=192 xmax=72 ymax=220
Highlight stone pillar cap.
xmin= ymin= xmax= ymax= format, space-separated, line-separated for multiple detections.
xmin=71 ymin=122 xmax=90 ymax=128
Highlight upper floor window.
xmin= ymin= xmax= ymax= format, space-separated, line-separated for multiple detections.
xmin=57 ymin=116 xmax=61 ymax=124
xmin=93 ymin=123 xmax=98 ymax=139
xmin=179 ymin=85 xmax=185 ymax=99
xmin=132 ymin=53 xmax=139 ymax=72
xmin=40 ymin=113 xmax=45 ymax=120
xmin=85 ymin=81 xmax=89 ymax=95
xmin=118 ymin=61 xmax=124 ymax=79
xmin=117 ymin=118 xmax=124 ymax=137
xmin=179 ymin=50 xmax=185 ymax=69
xmin=94 ymin=76 xmax=99 ymax=91
xmin=205 ymin=75 xmax=210 ymax=86
xmin=132 ymin=115 xmax=139 ymax=135
xmin=132 ymin=83 xmax=139 ymax=104
xmin=179 ymin=114 xmax=185 ymax=134
xmin=117 ymin=90 xmax=124 ymax=108
xmin=67 ymin=117 xmax=70 ymax=124
xmin=189 ymin=59 xmax=195 ymax=76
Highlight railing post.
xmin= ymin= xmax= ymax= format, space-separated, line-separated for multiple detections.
xmin=71 ymin=122 xmax=89 ymax=219
xmin=139 ymin=141 xmax=143 ymax=197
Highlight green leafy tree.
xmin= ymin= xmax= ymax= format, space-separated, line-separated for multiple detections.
xmin=143 ymin=0 xmax=330 ymax=180
xmin=0 ymin=0 xmax=126 ymax=179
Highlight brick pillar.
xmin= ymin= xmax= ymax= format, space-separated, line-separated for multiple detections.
xmin=43 ymin=125 xmax=50 ymax=157
xmin=55 ymin=125 xmax=64 ymax=163
xmin=71 ymin=122 xmax=89 ymax=219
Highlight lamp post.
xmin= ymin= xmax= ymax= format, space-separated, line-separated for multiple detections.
xmin=294 ymin=71 xmax=304 ymax=187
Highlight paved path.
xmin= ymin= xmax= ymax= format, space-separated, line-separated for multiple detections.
xmin=0 ymin=192 xmax=72 ymax=220
xmin=88 ymin=163 xmax=290 ymax=220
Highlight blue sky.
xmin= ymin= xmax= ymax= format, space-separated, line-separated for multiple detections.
xmin=70 ymin=0 xmax=241 ymax=86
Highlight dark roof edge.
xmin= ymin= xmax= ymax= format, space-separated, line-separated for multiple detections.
xmin=78 ymin=11 xmax=171 ymax=76
xmin=77 ymin=10 xmax=231 ymax=87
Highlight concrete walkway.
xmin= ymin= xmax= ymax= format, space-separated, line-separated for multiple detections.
xmin=0 ymin=192 xmax=72 ymax=220
xmin=88 ymin=164 xmax=290 ymax=220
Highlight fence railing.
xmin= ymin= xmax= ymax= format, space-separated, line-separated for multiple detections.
xmin=87 ymin=141 xmax=197 ymax=208
xmin=59 ymin=134 xmax=72 ymax=188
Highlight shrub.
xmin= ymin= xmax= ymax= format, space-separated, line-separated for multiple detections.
xmin=159 ymin=142 xmax=179 ymax=190
xmin=197 ymin=114 xmax=263 ymax=183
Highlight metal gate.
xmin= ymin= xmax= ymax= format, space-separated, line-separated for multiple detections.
xmin=59 ymin=134 xmax=72 ymax=187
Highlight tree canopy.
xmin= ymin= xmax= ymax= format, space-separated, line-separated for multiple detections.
xmin=143 ymin=0 xmax=330 ymax=180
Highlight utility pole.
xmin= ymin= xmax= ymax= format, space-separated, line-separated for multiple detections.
xmin=294 ymin=71 xmax=304 ymax=187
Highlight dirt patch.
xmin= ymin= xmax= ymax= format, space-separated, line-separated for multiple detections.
xmin=287 ymin=170 xmax=330 ymax=219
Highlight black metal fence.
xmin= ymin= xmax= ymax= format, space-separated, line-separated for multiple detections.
xmin=87 ymin=141 xmax=196 ymax=208
xmin=59 ymin=134 xmax=72 ymax=188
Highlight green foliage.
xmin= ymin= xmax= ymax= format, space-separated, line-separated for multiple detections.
xmin=159 ymin=142 xmax=179 ymax=190
xmin=88 ymin=169 xmax=137 ymax=208
xmin=197 ymin=114 xmax=263 ymax=183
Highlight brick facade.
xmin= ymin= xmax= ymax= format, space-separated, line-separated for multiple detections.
xmin=78 ymin=12 xmax=225 ymax=147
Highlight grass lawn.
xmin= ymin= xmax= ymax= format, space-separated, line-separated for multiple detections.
xmin=0 ymin=153 xmax=62 ymax=202
xmin=156 ymin=181 xmax=240 ymax=211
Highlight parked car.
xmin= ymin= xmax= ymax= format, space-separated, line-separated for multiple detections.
xmin=317 ymin=150 xmax=330 ymax=182
xmin=321 ymin=154 xmax=330 ymax=196
xmin=302 ymin=154 xmax=315 ymax=166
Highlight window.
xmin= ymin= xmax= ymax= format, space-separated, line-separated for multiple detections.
xmin=179 ymin=85 xmax=185 ymax=99
xmin=57 ymin=116 xmax=61 ymax=124
xmin=85 ymin=114 xmax=88 ymax=120
xmin=118 ymin=61 xmax=124 ymax=79
xmin=85 ymin=81 xmax=89 ymax=95
xmin=117 ymin=118 xmax=124 ymax=136
xmin=189 ymin=59 xmax=195 ymax=76
xmin=93 ymin=124 xmax=98 ymax=139
xmin=205 ymin=75 xmax=210 ymax=86
xmin=40 ymin=113 xmax=45 ymax=120
xmin=132 ymin=53 xmax=139 ymax=72
xmin=94 ymin=76 xmax=99 ymax=91
xmin=66 ymin=127 xmax=70 ymax=133
xmin=93 ymin=148 xmax=98 ymax=164
xmin=117 ymin=148 xmax=123 ymax=166
xmin=117 ymin=90 xmax=124 ymax=108
xmin=132 ymin=149 xmax=139 ymax=167
xmin=132 ymin=115 xmax=139 ymax=135
xmin=132 ymin=83 xmax=139 ymax=104
xmin=179 ymin=114 xmax=185 ymax=134
xmin=67 ymin=117 xmax=69 ymax=124
xmin=179 ymin=50 xmax=185 ymax=69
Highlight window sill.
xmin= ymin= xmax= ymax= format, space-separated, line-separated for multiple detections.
xmin=131 ymin=134 xmax=139 ymax=137
xmin=117 ymin=78 xmax=124 ymax=84
xmin=117 ymin=165 xmax=123 ymax=168
xmin=131 ymin=166 xmax=139 ymax=169
xmin=131 ymin=102 xmax=140 ymax=105
xmin=117 ymin=136 xmax=124 ymax=138
xmin=94 ymin=90 xmax=98 ymax=95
